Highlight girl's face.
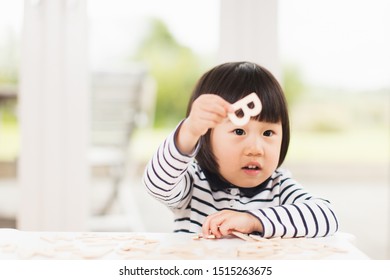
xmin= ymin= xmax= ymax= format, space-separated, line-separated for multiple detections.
xmin=210 ymin=118 xmax=282 ymax=188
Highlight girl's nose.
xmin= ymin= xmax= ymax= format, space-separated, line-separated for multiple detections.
xmin=244 ymin=135 xmax=264 ymax=156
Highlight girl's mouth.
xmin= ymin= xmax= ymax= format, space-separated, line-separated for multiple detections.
xmin=241 ymin=163 xmax=262 ymax=175
xmin=242 ymin=165 xmax=260 ymax=170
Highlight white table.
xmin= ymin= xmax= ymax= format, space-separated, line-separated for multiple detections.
xmin=0 ymin=229 xmax=369 ymax=260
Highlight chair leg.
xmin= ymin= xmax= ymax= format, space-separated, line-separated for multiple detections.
xmin=98 ymin=164 xmax=123 ymax=215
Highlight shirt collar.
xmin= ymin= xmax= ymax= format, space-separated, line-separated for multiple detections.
xmin=202 ymin=168 xmax=270 ymax=198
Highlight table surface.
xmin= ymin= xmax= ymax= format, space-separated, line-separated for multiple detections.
xmin=0 ymin=229 xmax=369 ymax=260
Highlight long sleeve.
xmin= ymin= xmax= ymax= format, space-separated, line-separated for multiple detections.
xmin=142 ymin=124 xmax=198 ymax=209
xmin=248 ymin=173 xmax=339 ymax=238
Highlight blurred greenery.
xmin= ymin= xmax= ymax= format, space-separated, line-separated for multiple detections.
xmin=282 ymin=64 xmax=305 ymax=106
xmin=0 ymin=118 xmax=18 ymax=161
xmin=0 ymin=71 xmax=18 ymax=85
xmin=0 ymin=31 xmax=19 ymax=85
xmin=133 ymin=18 xmax=205 ymax=128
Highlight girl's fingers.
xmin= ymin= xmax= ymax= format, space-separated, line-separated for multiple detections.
xmin=202 ymin=211 xmax=231 ymax=238
xmin=224 ymin=103 xmax=234 ymax=114
xmin=202 ymin=212 xmax=220 ymax=237
xmin=209 ymin=222 xmax=222 ymax=238
xmin=197 ymin=112 xmax=225 ymax=124
xmin=202 ymin=210 xmax=257 ymax=238
xmin=188 ymin=94 xmax=234 ymax=137
xmin=218 ymin=224 xmax=232 ymax=236
xmin=187 ymin=109 xmax=226 ymax=137
xmin=197 ymin=102 xmax=228 ymax=119
xmin=195 ymin=94 xmax=232 ymax=118
xmin=202 ymin=217 xmax=211 ymax=237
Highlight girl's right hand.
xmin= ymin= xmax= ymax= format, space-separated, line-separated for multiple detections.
xmin=176 ymin=94 xmax=233 ymax=155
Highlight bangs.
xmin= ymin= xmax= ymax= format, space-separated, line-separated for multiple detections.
xmin=194 ymin=62 xmax=285 ymax=124
xmin=253 ymin=85 xmax=285 ymax=124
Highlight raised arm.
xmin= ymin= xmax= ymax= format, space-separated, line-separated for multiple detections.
xmin=142 ymin=126 xmax=196 ymax=209
xmin=143 ymin=94 xmax=232 ymax=209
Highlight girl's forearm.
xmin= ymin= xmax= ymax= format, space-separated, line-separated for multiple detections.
xmin=175 ymin=118 xmax=201 ymax=155
xmin=142 ymin=126 xmax=194 ymax=208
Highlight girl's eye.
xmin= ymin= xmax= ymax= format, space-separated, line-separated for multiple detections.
xmin=263 ymin=130 xmax=274 ymax=137
xmin=233 ymin=129 xmax=246 ymax=136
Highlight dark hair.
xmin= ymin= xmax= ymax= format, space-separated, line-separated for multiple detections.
xmin=186 ymin=61 xmax=290 ymax=175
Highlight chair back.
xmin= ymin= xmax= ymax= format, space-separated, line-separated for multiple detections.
xmin=90 ymin=68 xmax=147 ymax=150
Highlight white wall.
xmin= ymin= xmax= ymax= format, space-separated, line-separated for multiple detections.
xmin=17 ymin=0 xmax=89 ymax=231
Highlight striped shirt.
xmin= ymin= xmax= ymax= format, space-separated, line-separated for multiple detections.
xmin=143 ymin=126 xmax=339 ymax=238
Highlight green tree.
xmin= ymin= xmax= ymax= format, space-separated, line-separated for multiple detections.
xmin=134 ymin=18 xmax=203 ymax=128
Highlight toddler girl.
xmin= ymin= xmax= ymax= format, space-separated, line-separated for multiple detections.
xmin=143 ymin=61 xmax=338 ymax=238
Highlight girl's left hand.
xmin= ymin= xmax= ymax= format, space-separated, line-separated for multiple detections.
xmin=202 ymin=210 xmax=263 ymax=238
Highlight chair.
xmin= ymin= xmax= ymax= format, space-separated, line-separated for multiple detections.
xmin=89 ymin=65 xmax=155 ymax=217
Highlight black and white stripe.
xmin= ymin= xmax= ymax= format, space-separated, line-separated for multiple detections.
xmin=142 ymin=126 xmax=339 ymax=238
